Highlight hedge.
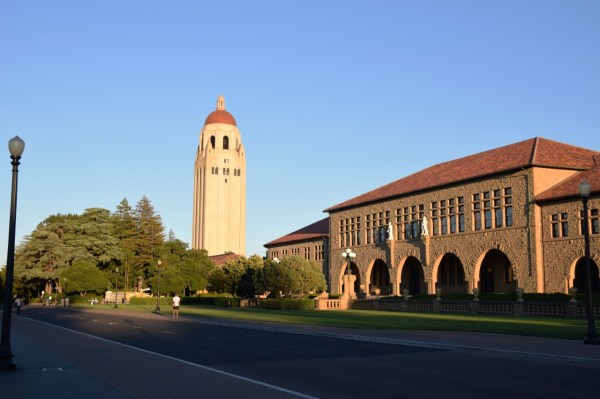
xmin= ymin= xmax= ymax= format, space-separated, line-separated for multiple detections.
xmin=258 ymin=299 xmax=315 ymax=310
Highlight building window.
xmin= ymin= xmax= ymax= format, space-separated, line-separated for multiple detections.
xmin=552 ymin=213 xmax=569 ymax=238
xmin=402 ymin=205 xmax=423 ymax=239
xmin=339 ymin=217 xmax=361 ymax=247
xmin=223 ymin=136 xmax=229 ymax=150
xmin=210 ymin=136 xmax=215 ymax=149
xmin=581 ymin=208 xmax=600 ymax=236
xmin=434 ymin=197 xmax=463 ymax=235
xmin=474 ymin=188 xmax=512 ymax=231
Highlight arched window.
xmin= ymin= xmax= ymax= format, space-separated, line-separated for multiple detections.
xmin=210 ymin=136 xmax=215 ymax=149
xmin=223 ymin=136 xmax=229 ymax=150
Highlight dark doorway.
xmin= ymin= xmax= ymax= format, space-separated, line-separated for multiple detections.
xmin=574 ymin=258 xmax=600 ymax=294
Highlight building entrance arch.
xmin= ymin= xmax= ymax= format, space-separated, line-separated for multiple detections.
xmin=368 ymin=259 xmax=391 ymax=296
xmin=574 ymin=257 xmax=600 ymax=294
xmin=478 ymin=249 xmax=515 ymax=293
xmin=436 ymin=253 xmax=467 ymax=294
xmin=400 ymin=256 xmax=424 ymax=295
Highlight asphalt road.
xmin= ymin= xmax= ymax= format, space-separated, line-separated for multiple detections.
xmin=21 ymin=308 xmax=600 ymax=399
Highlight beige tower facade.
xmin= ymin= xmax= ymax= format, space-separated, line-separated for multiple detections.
xmin=192 ymin=96 xmax=246 ymax=255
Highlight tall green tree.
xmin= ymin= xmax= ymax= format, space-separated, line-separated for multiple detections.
xmin=14 ymin=209 xmax=122 ymax=294
xmin=112 ymin=198 xmax=139 ymax=290
xmin=134 ymin=196 xmax=165 ymax=278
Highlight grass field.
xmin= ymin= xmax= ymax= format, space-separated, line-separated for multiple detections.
xmin=71 ymin=303 xmax=590 ymax=341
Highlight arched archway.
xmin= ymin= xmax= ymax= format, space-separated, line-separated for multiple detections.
xmin=400 ymin=256 xmax=424 ymax=295
xmin=574 ymin=258 xmax=600 ymax=294
xmin=369 ymin=259 xmax=391 ymax=296
xmin=436 ymin=253 xmax=467 ymax=294
xmin=478 ymin=249 xmax=515 ymax=293
xmin=341 ymin=261 xmax=360 ymax=294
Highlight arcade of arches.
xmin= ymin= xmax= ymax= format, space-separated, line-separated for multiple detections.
xmin=336 ymin=249 xmax=600 ymax=297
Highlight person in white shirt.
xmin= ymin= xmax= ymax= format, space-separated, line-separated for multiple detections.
xmin=172 ymin=294 xmax=181 ymax=318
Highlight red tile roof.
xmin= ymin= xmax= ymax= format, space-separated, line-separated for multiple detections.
xmin=209 ymin=253 xmax=242 ymax=265
xmin=325 ymin=137 xmax=598 ymax=212
xmin=264 ymin=217 xmax=329 ymax=247
xmin=535 ymin=155 xmax=600 ymax=202
xmin=205 ymin=109 xmax=237 ymax=126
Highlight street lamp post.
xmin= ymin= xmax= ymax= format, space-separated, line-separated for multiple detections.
xmin=341 ymin=248 xmax=356 ymax=295
xmin=155 ymin=260 xmax=161 ymax=312
xmin=0 ymin=136 xmax=25 ymax=372
xmin=579 ymin=180 xmax=599 ymax=345
xmin=114 ymin=267 xmax=119 ymax=309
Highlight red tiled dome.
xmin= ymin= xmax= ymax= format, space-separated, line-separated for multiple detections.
xmin=205 ymin=95 xmax=237 ymax=126
xmin=205 ymin=109 xmax=237 ymax=126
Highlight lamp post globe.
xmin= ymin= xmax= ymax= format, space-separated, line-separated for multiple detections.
xmin=578 ymin=180 xmax=598 ymax=345
xmin=1 ymin=136 xmax=25 ymax=371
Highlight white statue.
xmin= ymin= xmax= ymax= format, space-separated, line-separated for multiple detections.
xmin=421 ymin=216 xmax=429 ymax=236
xmin=387 ymin=222 xmax=394 ymax=241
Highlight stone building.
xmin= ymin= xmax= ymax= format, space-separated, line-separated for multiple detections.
xmin=192 ymin=96 xmax=246 ymax=256
xmin=264 ymin=217 xmax=329 ymax=276
xmin=265 ymin=137 xmax=599 ymax=297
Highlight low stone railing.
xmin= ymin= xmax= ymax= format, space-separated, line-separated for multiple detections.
xmin=315 ymin=298 xmax=348 ymax=310
xmin=350 ymin=298 xmax=600 ymax=318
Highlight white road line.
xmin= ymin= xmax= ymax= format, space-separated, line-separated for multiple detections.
xmin=162 ymin=330 xmax=176 ymax=334
xmin=133 ymin=326 xmax=143 ymax=329
xmin=24 ymin=317 xmax=318 ymax=399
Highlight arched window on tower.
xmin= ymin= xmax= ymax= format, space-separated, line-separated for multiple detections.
xmin=210 ymin=136 xmax=215 ymax=149
xmin=223 ymin=136 xmax=229 ymax=150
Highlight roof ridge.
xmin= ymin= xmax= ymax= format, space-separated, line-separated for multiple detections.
xmin=530 ymin=137 xmax=540 ymax=165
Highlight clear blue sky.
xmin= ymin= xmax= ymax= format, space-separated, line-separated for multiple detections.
xmin=1 ymin=0 xmax=599 ymax=265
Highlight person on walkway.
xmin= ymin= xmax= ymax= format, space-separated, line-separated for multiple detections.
xmin=14 ymin=296 xmax=23 ymax=315
xmin=172 ymin=293 xmax=181 ymax=318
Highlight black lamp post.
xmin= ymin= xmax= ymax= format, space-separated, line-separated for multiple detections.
xmin=114 ymin=267 xmax=119 ymax=309
xmin=579 ymin=180 xmax=599 ymax=345
xmin=0 ymin=136 xmax=25 ymax=372
xmin=154 ymin=260 xmax=161 ymax=312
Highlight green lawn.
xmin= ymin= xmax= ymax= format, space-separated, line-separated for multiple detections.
xmin=72 ymin=303 xmax=590 ymax=341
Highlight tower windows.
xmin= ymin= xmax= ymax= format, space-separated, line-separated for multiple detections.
xmin=223 ymin=136 xmax=229 ymax=150
xmin=210 ymin=136 xmax=216 ymax=149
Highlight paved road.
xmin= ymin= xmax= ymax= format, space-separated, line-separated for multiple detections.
xmin=14 ymin=307 xmax=600 ymax=399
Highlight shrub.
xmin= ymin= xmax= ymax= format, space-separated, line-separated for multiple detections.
xmin=215 ymin=297 xmax=240 ymax=308
xmin=129 ymin=297 xmax=172 ymax=306
xmin=258 ymin=299 xmax=315 ymax=310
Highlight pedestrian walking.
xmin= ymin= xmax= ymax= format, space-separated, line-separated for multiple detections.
xmin=172 ymin=293 xmax=181 ymax=318
xmin=14 ymin=296 xmax=23 ymax=315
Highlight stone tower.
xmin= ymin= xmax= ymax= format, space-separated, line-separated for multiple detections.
xmin=192 ymin=95 xmax=246 ymax=255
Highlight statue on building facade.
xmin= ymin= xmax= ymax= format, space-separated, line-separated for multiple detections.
xmin=387 ymin=222 xmax=394 ymax=241
xmin=421 ymin=216 xmax=429 ymax=236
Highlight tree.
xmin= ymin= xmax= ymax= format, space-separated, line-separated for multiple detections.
xmin=14 ymin=209 xmax=123 ymax=294
xmin=235 ymin=255 xmax=264 ymax=298
xmin=112 ymin=198 xmax=139 ymax=291
xmin=208 ymin=261 xmax=245 ymax=297
xmin=134 ymin=196 xmax=165 ymax=278
xmin=180 ymin=248 xmax=214 ymax=295
xmin=258 ymin=256 xmax=326 ymax=299
xmin=60 ymin=261 xmax=107 ymax=296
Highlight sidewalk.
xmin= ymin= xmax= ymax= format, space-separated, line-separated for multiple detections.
xmin=2 ymin=306 xmax=600 ymax=399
